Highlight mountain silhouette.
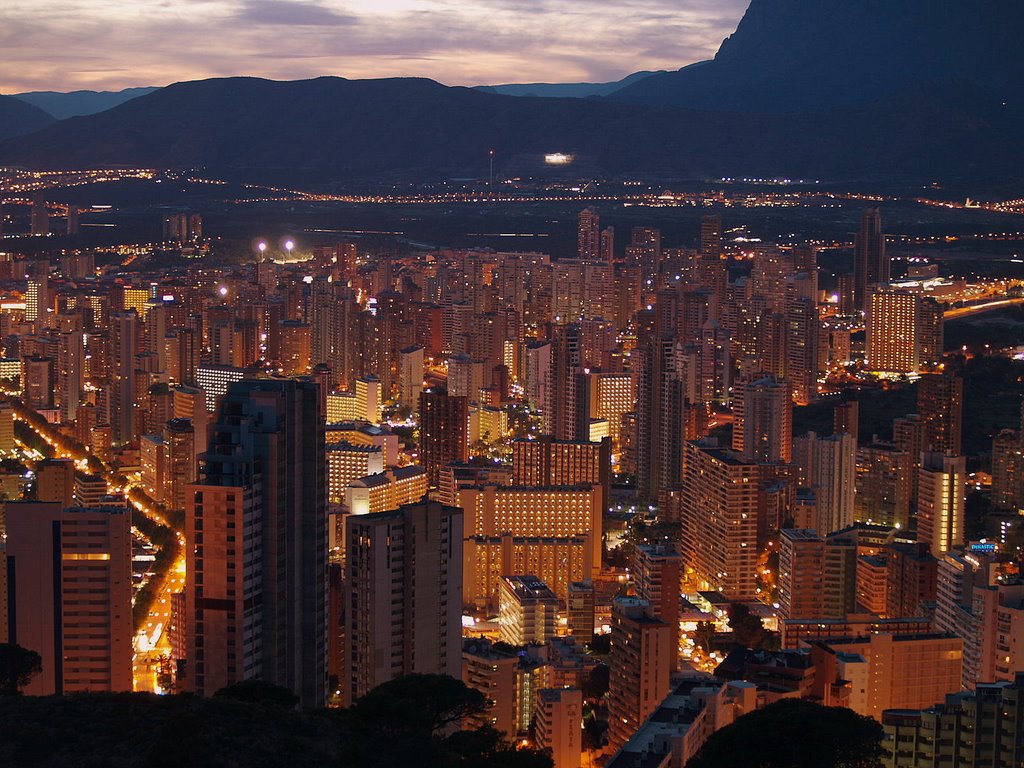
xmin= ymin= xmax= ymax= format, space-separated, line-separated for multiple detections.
xmin=612 ymin=0 xmax=1024 ymax=112
xmin=0 ymin=95 xmax=55 ymax=141
xmin=12 ymin=87 xmax=160 ymax=120
xmin=1 ymin=1 xmax=1022 ymax=187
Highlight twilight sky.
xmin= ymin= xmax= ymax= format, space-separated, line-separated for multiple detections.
xmin=1 ymin=0 xmax=748 ymax=93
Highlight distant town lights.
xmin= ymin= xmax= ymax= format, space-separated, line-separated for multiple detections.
xmin=544 ymin=153 xmax=574 ymax=165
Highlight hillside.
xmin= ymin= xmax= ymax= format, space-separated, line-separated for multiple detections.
xmin=0 ymin=96 xmax=55 ymax=141
xmin=12 ymin=87 xmax=160 ymax=119
xmin=613 ymin=0 xmax=1024 ymax=112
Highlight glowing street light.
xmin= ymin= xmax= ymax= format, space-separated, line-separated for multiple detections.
xmin=284 ymin=239 xmax=295 ymax=257
xmin=257 ymin=241 xmax=267 ymax=255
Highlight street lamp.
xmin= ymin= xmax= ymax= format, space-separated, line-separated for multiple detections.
xmin=284 ymin=239 xmax=295 ymax=259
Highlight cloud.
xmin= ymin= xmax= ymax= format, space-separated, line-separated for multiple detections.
xmin=0 ymin=0 xmax=750 ymax=93
xmin=235 ymin=0 xmax=357 ymax=27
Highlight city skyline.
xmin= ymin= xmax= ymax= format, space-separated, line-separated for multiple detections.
xmin=0 ymin=0 xmax=747 ymax=93
xmin=2 ymin=4 xmax=1024 ymax=765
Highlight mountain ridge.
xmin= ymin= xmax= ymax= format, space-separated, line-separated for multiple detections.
xmin=475 ymin=71 xmax=661 ymax=99
xmin=0 ymin=95 xmax=55 ymax=141
xmin=12 ymin=87 xmax=161 ymax=120
xmin=612 ymin=0 xmax=1024 ymax=111
xmin=2 ymin=1 xmax=1023 ymax=187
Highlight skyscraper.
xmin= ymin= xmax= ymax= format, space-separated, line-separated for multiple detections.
xmin=110 ymin=309 xmax=138 ymax=445
xmin=917 ymin=452 xmax=966 ymax=558
xmin=607 ymin=597 xmax=671 ymax=751
xmin=732 ymin=374 xmax=792 ymax=463
xmin=5 ymin=502 xmax=132 ymax=695
xmin=680 ymin=443 xmax=764 ymax=599
xmin=419 ymin=388 xmax=468 ymax=488
xmin=918 ymin=374 xmax=963 ymax=455
xmin=865 ymin=287 xmax=915 ymax=373
xmin=30 ymin=189 xmax=49 ymax=236
xmin=778 ymin=529 xmax=826 ymax=620
xmin=636 ymin=295 xmax=685 ymax=503
xmin=186 ymin=378 xmax=326 ymax=707
xmin=699 ymin=215 xmax=722 ymax=262
xmin=550 ymin=323 xmax=586 ymax=441
xmin=345 ymin=500 xmax=463 ymax=705
xmin=577 ymin=207 xmax=601 ymax=261
xmin=633 ymin=544 xmax=682 ymax=672
xmin=853 ymin=207 xmax=888 ymax=313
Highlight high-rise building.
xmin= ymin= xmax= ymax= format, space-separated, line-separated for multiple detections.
xmin=636 ymin=307 xmax=686 ymax=503
xmin=344 ymin=465 xmax=428 ymax=516
xmin=779 ymin=529 xmax=857 ymax=620
xmin=25 ymin=273 xmax=48 ymax=328
xmin=535 ymin=688 xmax=583 ymax=768
xmin=633 ymin=544 xmax=682 ymax=671
xmin=498 ymin=575 xmax=559 ymax=646
xmin=800 ymin=432 xmax=858 ymax=535
xmin=732 ymin=374 xmax=792 ymax=463
xmin=866 ymin=288 xmax=917 ymax=373
xmin=918 ymin=374 xmax=963 ymax=455
xmin=886 ymin=543 xmax=938 ymax=618
xmin=511 ymin=435 xmax=610 ymax=507
xmin=567 ymin=580 xmax=595 ymax=639
xmin=834 ymin=400 xmax=859 ymax=443
xmin=811 ymin=632 xmax=962 ymax=721
xmin=458 ymin=484 xmax=602 ymax=573
xmin=30 ymin=190 xmax=50 ymax=236
xmin=892 ymin=414 xmax=925 ymax=506
xmin=917 ymin=452 xmax=966 ymax=558
xmin=186 ymin=378 xmax=326 ymax=708
xmin=881 ymin=675 xmax=1024 ymax=768
xmin=550 ymin=323 xmax=586 ymax=441
xmin=5 ymin=502 xmax=132 ymax=695
xmin=66 ymin=204 xmax=79 ymax=236
xmin=577 ymin=207 xmax=601 ymax=261
xmin=419 ymin=388 xmax=468 ymax=488
xmin=991 ymin=429 xmax=1024 ymax=510
xmin=463 ymin=534 xmax=591 ymax=610
xmin=398 ymin=345 xmax=425 ymax=412
xmin=607 ymin=597 xmax=672 ymax=751
xmin=345 ymin=500 xmax=463 ymax=705
xmin=110 ymin=309 xmax=138 ymax=445
xmin=57 ymin=312 xmax=85 ymax=422
xmin=866 ymin=289 xmax=943 ymax=375
xmin=278 ymin=320 xmax=312 ymax=375
xmin=778 ymin=529 xmax=826 ymax=620
xmin=163 ymin=418 xmax=196 ymax=511
xmin=700 ymin=215 xmax=722 ymax=262
xmin=853 ymin=207 xmax=888 ymax=313
xmin=679 ymin=443 xmax=764 ymax=600
xmin=856 ymin=443 xmax=913 ymax=530
xmin=35 ymin=458 xmax=76 ymax=507
xmin=933 ymin=549 xmax=995 ymax=689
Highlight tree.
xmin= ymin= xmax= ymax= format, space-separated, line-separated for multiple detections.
xmin=581 ymin=663 xmax=609 ymax=701
xmin=0 ymin=644 xmax=42 ymax=695
xmin=587 ymin=634 xmax=611 ymax=655
xmin=447 ymin=725 xmax=552 ymax=768
xmin=352 ymin=673 xmax=486 ymax=738
xmin=727 ymin=603 xmax=766 ymax=649
xmin=692 ymin=621 xmax=717 ymax=653
xmin=213 ymin=680 xmax=299 ymax=709
xmin=582 ymin=713 xmax=608 ymax=751
xmin=686 ymin=699 xmax=884 ymax=768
